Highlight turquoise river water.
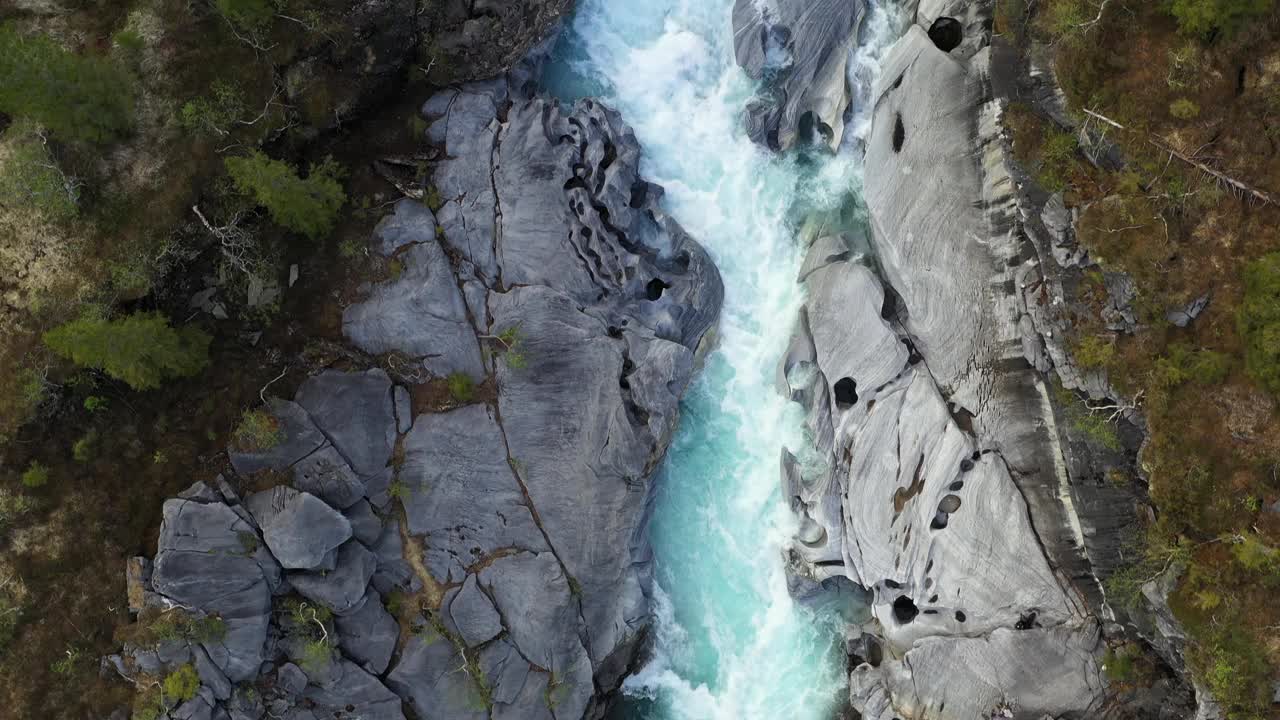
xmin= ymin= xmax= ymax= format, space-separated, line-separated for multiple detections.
xmin=543 ymin=2 xmax=903 ymax=718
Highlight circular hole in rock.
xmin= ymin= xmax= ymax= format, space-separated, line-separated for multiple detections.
xmin=959 ymin=458 xmax=974 ymax=473
xmin=646 ymin=278 xmax=670 ymax=301
xmin=834 ymin=377 xmax=858 ymax=408
xmin=938 ymin=494 xmax=962 ymax=514
xmin=928 ymin=17 xmax=963 ymax=53
xmin=949 ymin=480 xmax=964 ymax=492
xmin=892 ymin=114 xmax=906 ymax=153
xmin=955 ymin=610 xmax=966 ymax=623
xmin=892 ymin=595 xmax=919 ymax=624
xmin=930 ymin=511 xmax=949 ymax=530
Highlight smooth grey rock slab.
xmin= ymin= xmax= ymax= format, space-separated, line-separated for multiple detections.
xmin=480 ymin=639 xmax=554 ymax=720
xmin=373 ymin=199 xmax=436 ymax=257
xmin=335 ymin=589 xmax=398 ymax=675
xmin=277 ymin=662 xmax=308 ymax=696
xmin=290 ymin=445 xmax=364 ymax=510
xmin=447 ymin=574 xmax=503 ymax=648
xmin=149 ymin=494 xmax=271 ymax=682
xmin=479 ymin=552 xmax=593 ymax=720
xmin=247 ymin=487 xmax=352 ymax=571
xmin=387 ymin=634 xmax=488 ymax=720
xmin=732 ymin=0 xmax=864 ymax=150
xmin=288 ymin=540 xmax=376 ymax=615
xmin=192 ymin=644 xmax=232 ymax=701
xmin=294 ymin=370 xmax=397 ymax=478
xmin=343 ymin=239 xmax=486 ymax=380
xmin=399 ymin=404 xmax=547 ymax=583
xmin=228 ymin=399 xmax=326 ymax=476
xmin=343 ymin=499 xmax=383 ymax=547
xmin=370 ymin=519 xmax=416 ymax=595
xmin=304 ymin=659 xmax=405 ymax=720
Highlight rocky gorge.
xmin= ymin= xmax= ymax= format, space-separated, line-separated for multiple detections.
xmin=99 ymin=0 xmax=1252 ymax=719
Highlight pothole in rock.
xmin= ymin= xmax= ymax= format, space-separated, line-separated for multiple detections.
xmin=928 ymin=17 xmax=963 ymax=53
xmin=833 ymin=377 xmax=858 ymax=408
xmin=892 ymin=114 xmax=905 ymax=153
xmin=938 ymin=494 xmax=962 ymax=513
xmin=955 ymin=610 xmax=966 ymax=623
xmin=646 ymin=278 xmax=670 ymax=301
xmin=892 ymin=595 xmax=919 ymax=624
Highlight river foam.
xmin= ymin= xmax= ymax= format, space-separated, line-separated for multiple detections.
xmin=543 ymin=2 xmax=902 ymax=718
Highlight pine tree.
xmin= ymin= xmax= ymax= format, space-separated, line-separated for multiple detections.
xmin=43 ymin=313 xmax=211 ymax=390
xmin=224 ymin=151 xmax=346 ymax=240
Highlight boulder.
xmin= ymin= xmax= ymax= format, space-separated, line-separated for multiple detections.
xmin=399 ymin=403 xmax=548 ymax=583
xmin=247 ymin=487 xmax=352 ymax=571
xmin=731 ymin=0 xmax=865 ymax=150
xmin=294 ymin=370 xmax=397 ymax=478
xmin=335 ymin=589 xmax=399 ymax=675
xmin=149 ymin=492 xmax=272 ymax=682
xmin=446 ymin=574 xmax=503 ymax=648
xmin=288 ymin=540 xmax=376 ymax=615
xmin=342 ymin=239 xmax=487 ymax=380
xmin=387 ymin=634 xmax=489 ymax=720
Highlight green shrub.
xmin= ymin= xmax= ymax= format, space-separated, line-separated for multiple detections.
xmin=446 ymin=372 xmax=475 ymax=403
xmin=1164 ymin=0 xmax=1274 ymax=38
xmin=83 ymin=395 xmax=108 ymax=412
xmin=1169 ymin=98 xmax=1201 ymax=119
xmin=0 ymin=488 xmax=36 ymax=534
xmin=232 ymin=408 xmax=282 ymax=452
xmin=112 ymin=29 xmax=145 ymax=54
xmin=43 ymin=312 xmax=211 ymax=391
xmin=162 ymin=664 xmax=200 ymax=703
xmin=1151 ymin=343 xmax=1231 ymax=387
xmin=0 ymin=119 xmax=79 ymax=220
xmin=1194 ymin=625 xmax=1273 ymax=718
xmin=20 ymin=461 xmax=48 ymax=488
xmin=215 ymin=0 xmax=276 ymax=32
xmin=1038 ymin=128 xmax=1080 ymax=192
xmin=1074 ymin=334 xmax=1116 ymax=369
xmin=1073 ymin=412 xmax=1123 ymax=450
xmin=1103 ymin=644 xmax=1136 ymax=682
xmin=72 ymin=429 xmax=97 ymax=463
xmin=179 ymin=80 xmax=246 ymax=137
xmin=0 ymin=25 xmax=134 ymax=143
xmin=225 ymin=152 xmax=346 ymax=240
xmin=1238 ymin=252 xmax=1280 ymax=394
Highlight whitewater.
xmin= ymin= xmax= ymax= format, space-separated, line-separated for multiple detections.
xmin=543 ymin=2 xmax=904 ymax=718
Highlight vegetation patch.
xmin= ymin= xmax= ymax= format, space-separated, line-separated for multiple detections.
xmin=225 ymin=151 xmax=347 ymax=240
xmin=232 ymin=408 xmax=283 ymax=452
xmin=43 ymin=313 xmax=211 ymax=391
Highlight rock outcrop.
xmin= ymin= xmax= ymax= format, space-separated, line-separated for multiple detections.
xmin=110 ymin=56 xmax=722 ymax=720
xmin=731 ymin=0 xmax=865 ymax=150
xmin=770 ymin=2 xmax=1181 ymax=718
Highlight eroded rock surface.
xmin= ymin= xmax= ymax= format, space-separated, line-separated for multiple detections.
xmin=732 ymin=0 xmax=865 ymax=150
xmin=775 ymin=5 xmax=1129 ymax=719
xmin=112 ymin=63 xmax=721 ymax=720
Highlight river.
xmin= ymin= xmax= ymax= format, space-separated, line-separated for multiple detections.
xmin=542 ymin=2 xmax=903 ymax=718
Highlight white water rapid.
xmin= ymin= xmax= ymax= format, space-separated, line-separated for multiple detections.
xmin=543 ymin=2 xmax=904 ymax=718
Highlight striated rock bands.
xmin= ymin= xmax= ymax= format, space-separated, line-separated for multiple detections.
xmin=732 ymin=0 xmax=864 ymax=151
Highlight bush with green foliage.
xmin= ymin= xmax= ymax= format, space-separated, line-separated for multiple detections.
xmin=1151 ymin=343 xmax=1231 ymax=388
xmin=225 ymin=152 xmax=346 ymax=239
xmin=232 ymin=408 xmax=282 ymax=452
xmin=43 ymin=312 xmax=211 ymax=391
xmin=162 ymin=664 xmax=200 ymax=703
xmin=1164 ymin=0 xmax=1275 ymax=38
xmin=447 ymin=372 xmax=475 ymax=403
xmin=0 ymin=120 xmax=79 ymax=220
xmin=215 ymin=0 xmax=276 ymax=32
xmin=20 ymin=461 xmax=48 ymax=488
xmin=1037 ymin=128 xmax=1080 ymax=192
xmin=1238 ymin=252 xmax=1280 ymax=395
xmin=1169 ymin=98 xmax=1202 ymax=119
xmin=179 ymin=80 xmax=246 ymax=137
xmin=0 ymin=25 xmax=134 ymax=143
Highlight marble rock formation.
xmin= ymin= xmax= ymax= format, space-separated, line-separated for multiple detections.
xmin=731 ymin=0 xmax=865 ymax=151
xmin=111 ymin=70 xmax=721 ymax=720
